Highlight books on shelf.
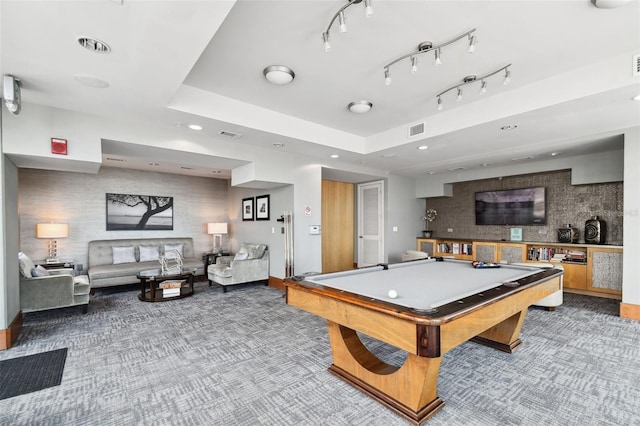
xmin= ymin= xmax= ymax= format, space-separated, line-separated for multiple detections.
xmin=162 ymin=287 xmax=181 ymax=298
xmin=159 ymin=280 xmax=184 ymax=289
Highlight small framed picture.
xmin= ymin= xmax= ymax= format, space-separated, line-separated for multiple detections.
xmin=242 ymin=197 xmax=254 ymax=221
xmin=255 ymin=194 xmax=270 ymax=221
xmin=510 ymin=227 xmax=523 ymax=241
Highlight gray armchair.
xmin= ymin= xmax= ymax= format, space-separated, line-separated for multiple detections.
xmin=208 ymin=243 xmax=269 ymax=292
xmin=19 ymin=252 xmax=90 ymax=314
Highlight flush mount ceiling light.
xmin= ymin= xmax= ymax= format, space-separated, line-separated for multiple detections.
xmin=417 ymin=145 xmax=428 ymax=150
xmin=383 ymin=29 xmax=477 ymax=85
xmin=263 ymin=65 xmax=295 ymax=85
xmin=348 ymin=100 xmax=373 ymax=113
xmin=73 ymin=74 xmax=109 ymax=88
xmin=500 ymin=124 xmax=518 ymax=131
xmin=77 ymin=36 xmax=111 ymax=53
xmin=330 ymin=154 xmax=340 ymax=158
xmin=322 ymin=0 xmax=373 ymax=52
xmin=435 ymin=64 xmax=511 ymax=111
xmin=591 ymin=0 xmax=633 ymax=8
xmin=188 ymin=124 xmax=203 ymax=130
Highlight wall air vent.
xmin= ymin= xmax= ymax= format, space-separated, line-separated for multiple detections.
xmin=633 ymin=53 xmax=640 ymax=76
xmin=106 ymin=157 xmax=125 ymax=162
xmin=408 ymin=122 xmax=425 ymax=138
xmin=219 ymin=130 xmax=241 ymax=138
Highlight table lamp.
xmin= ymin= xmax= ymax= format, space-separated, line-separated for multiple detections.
xmin=36 ymin=223 xmax=68 ymax=263
xmin=207 ymin=222 xmax=228 ymax=254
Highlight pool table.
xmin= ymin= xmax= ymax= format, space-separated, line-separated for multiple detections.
xmin=283 ymin=258 xmax=563 ymax=425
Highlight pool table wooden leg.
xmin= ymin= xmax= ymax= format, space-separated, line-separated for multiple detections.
xmin=326 ymin=321 xmax=444 ymax=425
xmin=471 ymin=309 xmax=527 ymax=353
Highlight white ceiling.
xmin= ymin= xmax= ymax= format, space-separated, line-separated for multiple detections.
xmin=1 ymin=0 xmax=639 ymax=180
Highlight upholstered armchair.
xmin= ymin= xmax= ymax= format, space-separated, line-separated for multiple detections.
xmin=19 ymin=252 xmax=90 ymax=314
xmin=208 ymin=243 xmax=269 ymax=292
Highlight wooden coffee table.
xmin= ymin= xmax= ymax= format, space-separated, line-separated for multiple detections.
xmin=137 ymin=269 xmax=195 ymax=302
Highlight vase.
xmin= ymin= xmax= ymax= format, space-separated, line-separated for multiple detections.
xmin=585 ymin=216 xmax=606 ymax=244
xmin=557 ymin=224 xmax=579 ymax=243
xmin=422 ymin=230 xmax=433 ymax=238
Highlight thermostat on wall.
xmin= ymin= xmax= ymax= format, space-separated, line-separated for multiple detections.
xmin=309 ymin=225 xmax=321 ymax=235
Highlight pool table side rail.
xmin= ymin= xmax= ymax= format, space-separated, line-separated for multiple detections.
xmin=284 ymin=268 xmax=563 ymax=325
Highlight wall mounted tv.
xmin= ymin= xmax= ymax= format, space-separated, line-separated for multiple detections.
xmin=475 ymin=187 xmax=546 ymax=225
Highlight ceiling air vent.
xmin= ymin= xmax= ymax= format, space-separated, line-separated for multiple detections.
xmin=219 ymin=130 xmax=241 ymax=138
xmin=633 ymin=53 xmax=640 ymax=76
xmin=408 ymin=122 xmax=425 ymax=138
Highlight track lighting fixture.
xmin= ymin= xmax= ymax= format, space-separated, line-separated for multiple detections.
xmin=435 ymin=64 xmax=512 ymax=111
xmin=382 ymin=29 xmax=476 ymax=83
xmin=322 ymin=0 xmax=373 ymax=51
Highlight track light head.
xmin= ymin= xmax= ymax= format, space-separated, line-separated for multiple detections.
xmin=384 ymin=68 xmax=391 ymax=85
xmin=411 ymin=57 xmax=418 ymax=74
xmin=479 ymin=80 xmax=488 ymax=94
xmin=434 ymin=49 xmax=442 ymax=66
xmin=322 ymin=32 xmax=331 ymax=51
xmin=503 ymin=69 xmax=511 ymax=85
xmin=437 ymin=96 xmax=444 ymax=111
xmin=467 ymin=35 xmax=477 ymax=53
xmin=456 ymin=87 xmax=463 ymax=102
xmin=339 ymin=11 xmax=347 ymax=33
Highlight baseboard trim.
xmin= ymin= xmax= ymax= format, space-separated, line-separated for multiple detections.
xmin=268 ymin=276 xmax=285 ymax=291
xmin=0 ymin=311 xmax=23 ymax=351
xmin=620 ymin=303 xmax=640 ymax=321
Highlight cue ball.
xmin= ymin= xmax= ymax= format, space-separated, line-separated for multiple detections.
xmin=388 ymin=290 xmax=398 ymax=299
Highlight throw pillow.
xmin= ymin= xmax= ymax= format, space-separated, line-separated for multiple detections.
xmin=18 ymin=252 xmax=36 ymax=278
xmin=164 ymin=244 xmax=184 ymax=258
xmin=139 ymin=245 xmax=160 ymax=262
xmin=31 ymin=265 xmax=50 ymax=277
xmin=234 ymin=250 xmax=249 ymax=261
xmin=112 ymin=246 xmax=136 ymax=264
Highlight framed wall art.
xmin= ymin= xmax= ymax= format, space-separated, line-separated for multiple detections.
xmin=242 ymin=197 xmax=254 ymax=221
xmin=106 ymin=193 xmax=173 ymax=231
xmin=255 ymin=194 xmax=270 ymax=221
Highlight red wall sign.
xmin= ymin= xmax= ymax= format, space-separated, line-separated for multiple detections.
xmin=51 ymin=138 xmax=67 ymax=155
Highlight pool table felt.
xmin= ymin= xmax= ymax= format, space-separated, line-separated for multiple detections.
xmin=306 ymin=259 xmax=545 ymax=310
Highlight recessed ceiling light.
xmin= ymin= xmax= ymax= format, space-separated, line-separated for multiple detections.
xmin=481 ymin=163 xmax=491 ymax=167
xmin=188 ymin=124 xmax=203 ymax=130
xmin=500 ymin=124 xmax=518 ymax=131
xmin=330 ymin=154 xmax=339 ymax=158
xmin=273 ymin=143 xmax=285 ymax=148
xmin=348 ymin=101 xmax=373 ymax=114
xmin=77 ymin=36 xmax=111 ymax=53
xmin=511 ymin=155 xmax=534 ymax=161
xmin=149 ymin=162 xmax=159 ymax=166
xmin=549 ymin=152 xmax=560 ymax=156
xmin=263 ymin=65 xmax=295 ymax=85
xmin=417 ymin=145 xmax=428 ymax=150
xmin=591 ymin=0 xmax=633 ymax=8
xmin=73 ymin=74 xmax=109 ymax=88
xmin=633 ymin=94 xmax=640 ymax=101
xmin=219 ymin=130 xmax=241 ymax=138
xmin=448 ymin=167 xmax=465 ymax=171
xmin=180 ymin=166 xmax=193 ymax=170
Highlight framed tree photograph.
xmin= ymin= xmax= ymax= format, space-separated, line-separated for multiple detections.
xmin=106 ymin=193 xmax=173 ymax=230
xmin=242 ymin=197 xmax=254 ymax=221
xmin=255 ymin=194 xmax=270 ymax=221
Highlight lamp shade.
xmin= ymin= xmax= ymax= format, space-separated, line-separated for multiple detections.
xmin=36 ymin=223 xmax=68 ymax=239
xmin=207 ymin=223 xmax=228 ymax=235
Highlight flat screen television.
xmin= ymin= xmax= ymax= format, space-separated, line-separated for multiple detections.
xmin=475 ymin=187 xmax=546 ymax=225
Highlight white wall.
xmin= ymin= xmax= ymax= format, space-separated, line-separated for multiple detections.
xmin=623 ymin=127 xmax=640 ymax=305
xmin=18 ymin=167 xmax=228 ymax=271
xmin=1 ymin=154 xmax=20 ymax=331
xmin=385 ymin=174 xmax=424 ymax=263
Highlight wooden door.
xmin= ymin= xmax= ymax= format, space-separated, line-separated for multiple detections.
xmin=322 ymin=180 xmax=354 ymax=273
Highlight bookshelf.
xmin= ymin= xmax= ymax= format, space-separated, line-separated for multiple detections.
xmin=415 ymin=238 xmax=622 ymax=298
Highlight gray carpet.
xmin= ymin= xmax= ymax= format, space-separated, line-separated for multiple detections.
xmin=0 ymin=281 xmax=638 ymax=426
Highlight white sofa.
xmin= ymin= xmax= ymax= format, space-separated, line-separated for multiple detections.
xmin=88 ymin=237 xmax=204 ymax=289
xmin=208 ymin=243 xmax=269 ymax=292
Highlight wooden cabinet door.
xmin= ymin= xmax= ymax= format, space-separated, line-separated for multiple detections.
xmin=562 ymin=263 xmax=587 ymax=290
